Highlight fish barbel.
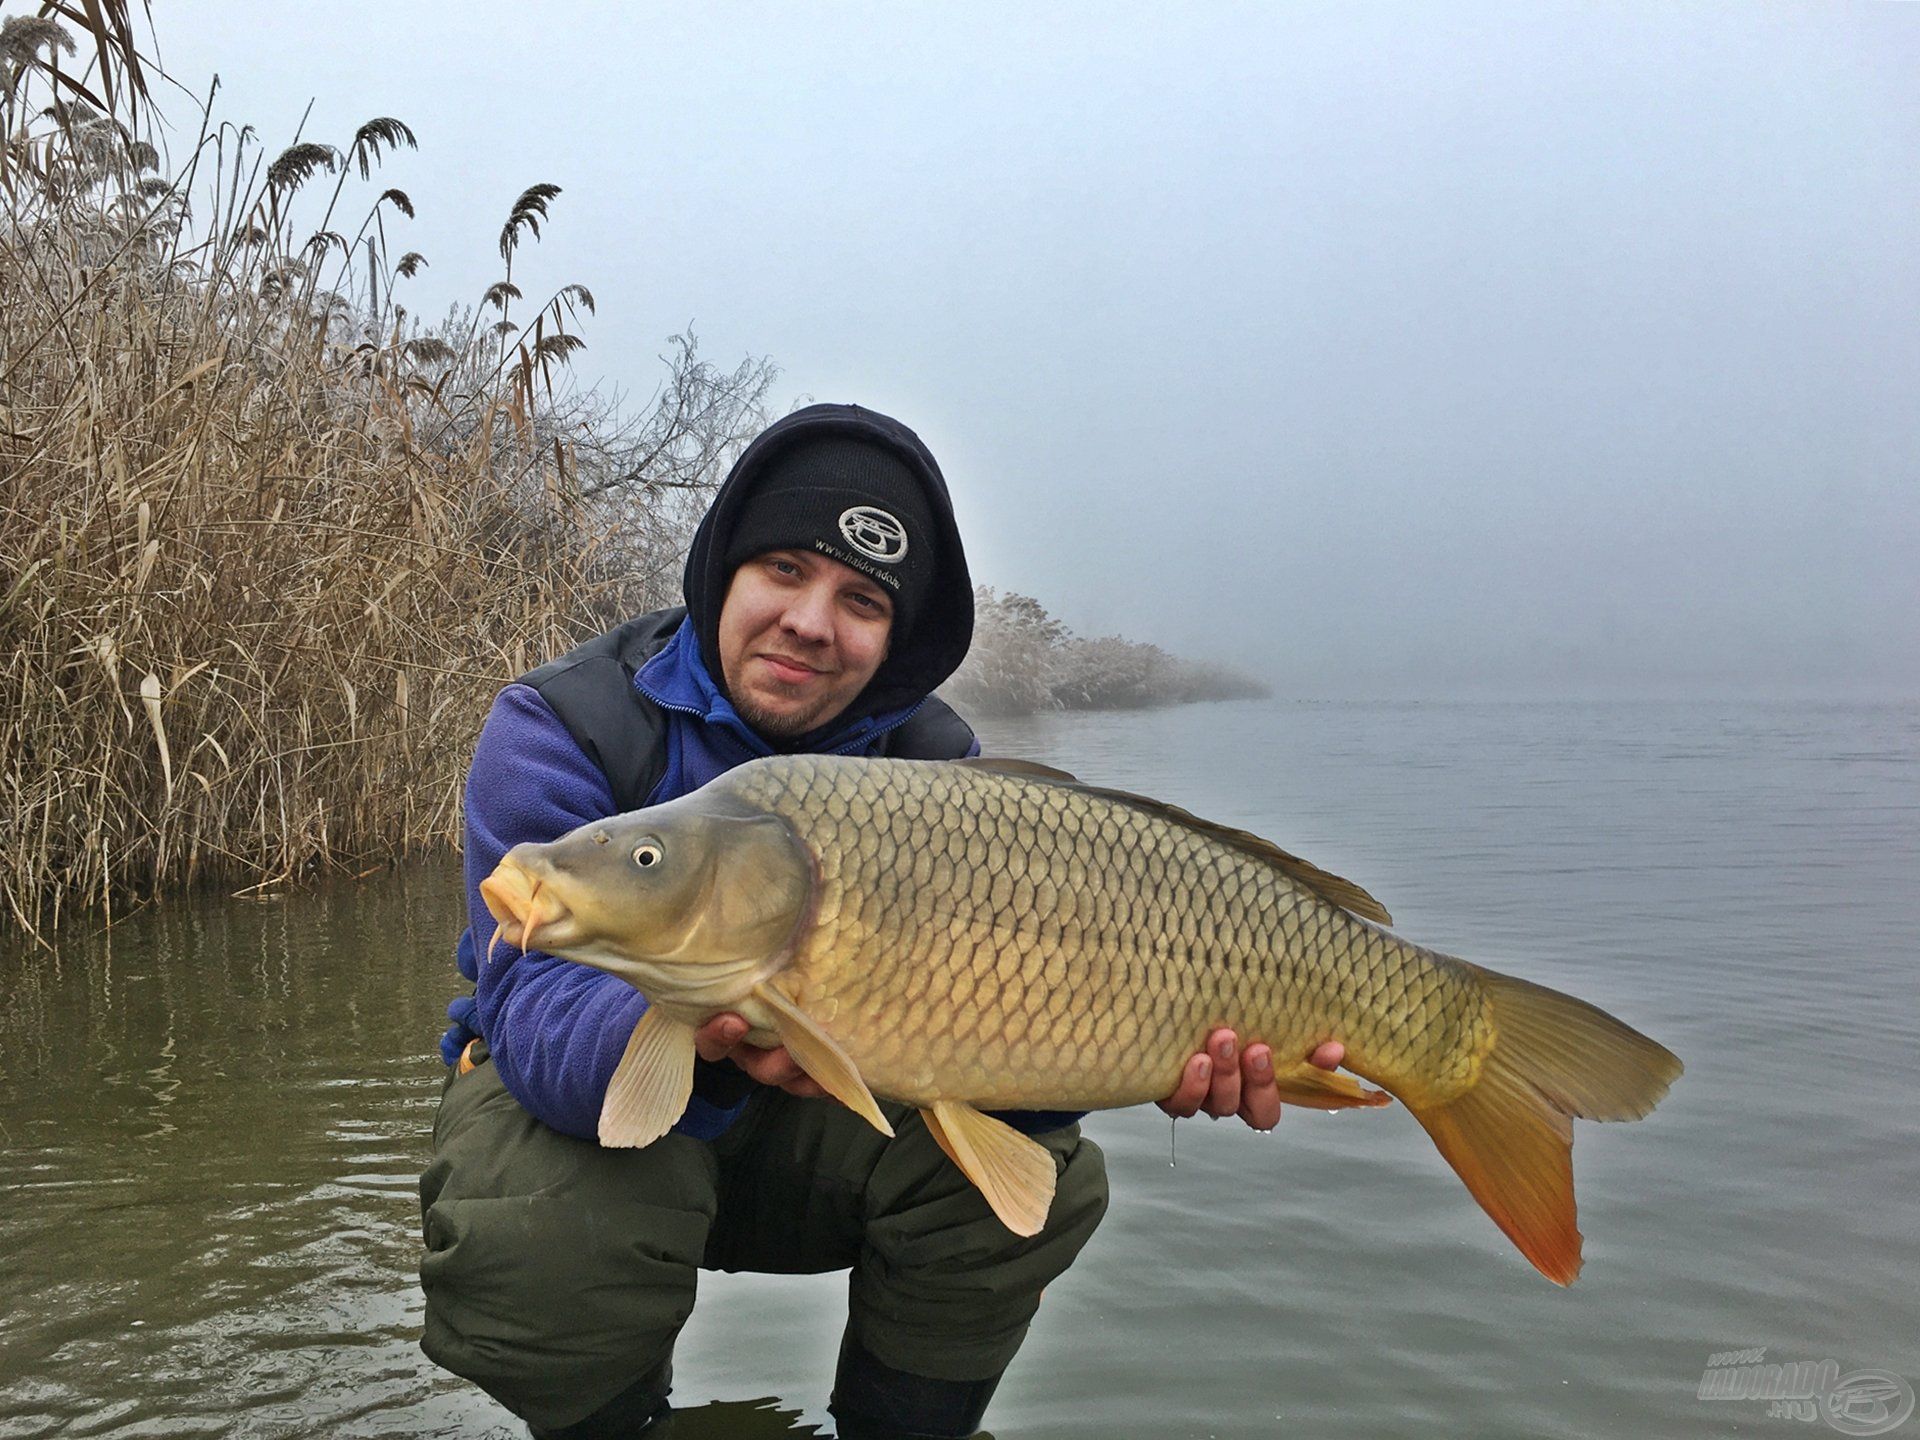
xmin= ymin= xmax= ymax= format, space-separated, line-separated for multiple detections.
xmin=479 ymin=754 xmax=1682 ymax=1284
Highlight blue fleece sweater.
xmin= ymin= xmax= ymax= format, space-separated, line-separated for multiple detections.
xmin=451 ymin=618 xmax=1080 ymax=1141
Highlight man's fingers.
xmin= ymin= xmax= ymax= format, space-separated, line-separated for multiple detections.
xmin=733 ymin=1043 xmax=808 ymax=1088
xmin=1160 ymin=1032 xmax=1345 ymax=1125
xmin=693 ymin=1013 xmax=749 ymax=1063
xmin=738 ymin=1049 xmax=828 ymax=1099
xmin=687 ymin=1018 xmax=834 ymax=1101
xmin=1309 ymin=1039 xmax=1345 ymax=1071
xmin=1156 ymin=1054 xmax=1211 ymax=1119
xmin=1202 ymin=1031 xmax=1240 ymax=1118
xmin=1238 ymin=1044 xmax=1284 ymax=1131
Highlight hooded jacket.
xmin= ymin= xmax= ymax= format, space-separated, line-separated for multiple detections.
xmin=682 ymin=402 xmax=974 ymax=731
xmin=449 ymin=405 xmax=1076 ymax=1141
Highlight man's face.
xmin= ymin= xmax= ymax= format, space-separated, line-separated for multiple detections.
xmin=717 ymin=549 xmax=895 ymax=739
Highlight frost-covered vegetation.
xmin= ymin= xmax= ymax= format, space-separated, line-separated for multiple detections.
xmin=0 ymin=5 xmax=1262 ymax=934
xmin=944 ymin=589 xmax=1268 ymax=716
xmin=0 ymin=6 xmax=770 ymax=933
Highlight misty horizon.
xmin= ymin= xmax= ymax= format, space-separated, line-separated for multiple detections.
xmin=146 ymin=3 xmax=1918 ymax=699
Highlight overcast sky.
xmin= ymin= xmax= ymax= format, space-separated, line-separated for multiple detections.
xmin=143 ymin=2 xmax=1917 ymax=698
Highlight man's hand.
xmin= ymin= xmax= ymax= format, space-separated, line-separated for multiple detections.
xmin=694 ymin=1013 xmax=829 ymax=1099
xmin=1157 ymin=1029 xmax=1346 ymax=1131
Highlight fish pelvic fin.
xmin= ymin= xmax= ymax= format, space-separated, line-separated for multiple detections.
xmin=1407 ymin=967 xmax=1683 ymax=1286
xmin=752 ymin=982 xmax=894 ymax=1138
xmin=600 ymin=1004 xmax=697 ymax=1149
xmin=1270 ymin=1061 xmax=1391 ymax=1111
xmin=923 ymin=1101 xmax=1058 ymax=1238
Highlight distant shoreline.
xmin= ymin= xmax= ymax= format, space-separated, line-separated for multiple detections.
xmin=941 ymin=588 xmax=1268 ymax=716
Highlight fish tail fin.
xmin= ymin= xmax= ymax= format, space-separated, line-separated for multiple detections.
xmin=1404 ymin=967 xmax=1683 ymax=1286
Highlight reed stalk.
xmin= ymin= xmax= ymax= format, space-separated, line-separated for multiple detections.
xmin=0 ymin=5 xmax=774 ymax=936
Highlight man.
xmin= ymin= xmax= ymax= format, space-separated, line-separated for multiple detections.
xmin=419 ymin=403 xmax=1339 ymax=1439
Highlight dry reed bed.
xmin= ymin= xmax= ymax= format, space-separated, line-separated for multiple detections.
xmin=1 ymin=9 xmax=771 ymax=935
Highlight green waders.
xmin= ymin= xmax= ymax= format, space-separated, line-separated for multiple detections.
xmin=419 ymin=1051 xmax=1109 ymax=1434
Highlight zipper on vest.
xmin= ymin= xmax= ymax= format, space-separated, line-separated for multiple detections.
xmin=827 ymin=697 xmax=925 ymax=755
xmin=642 ymin=669 xmax=927 ymax=758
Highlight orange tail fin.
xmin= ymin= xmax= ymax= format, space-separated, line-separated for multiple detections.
xmin=1405 ymin=967 xmax=1682 ymax=1285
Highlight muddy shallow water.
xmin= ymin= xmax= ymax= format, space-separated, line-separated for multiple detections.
xmin=3 ymin=698 xmax=1916 ymax=1437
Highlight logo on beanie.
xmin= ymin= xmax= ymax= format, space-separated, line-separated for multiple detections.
xmin=838 ymin=506 xmax=909 ymax=564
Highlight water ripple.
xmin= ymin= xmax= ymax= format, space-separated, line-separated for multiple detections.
xmin=4 ymin=702 xmax=1918 ymax=1435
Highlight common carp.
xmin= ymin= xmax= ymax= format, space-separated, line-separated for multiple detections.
xmin=479 ymin=754 xmax=1682 ymax=1284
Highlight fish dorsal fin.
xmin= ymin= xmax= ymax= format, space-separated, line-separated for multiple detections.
xmin=600 ymin=1004 xmax=697 ymax=1149
xmin=923 ymin=1100 xmax=1058 ymax=1237
xmin=956 ymin=755 xmax=1081 ymax=783
xmin=959 ymin=759 xmax=1393 ymax=926
xmin=1097 ymin=789 xmax=1392 ymax=924
xmin=1164 ymin=808 xmax=1395 ymax=925
xmin=752 ymin=981 xmax=895 ymax=1138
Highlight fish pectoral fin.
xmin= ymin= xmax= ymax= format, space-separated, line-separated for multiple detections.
xmin=600 ymin=1004 xmax=697 ymax=1149
xmin=923 ymin=1101 xmax=1058 ymax=1238
xmin=751 ymin=982 xmax=894 ymax=1138
xmin=1271 ymin=1062 xmax=1392 ymax=1111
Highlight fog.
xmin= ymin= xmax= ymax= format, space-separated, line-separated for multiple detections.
xmin=147 ymin=2 xmax=1917 ymax=698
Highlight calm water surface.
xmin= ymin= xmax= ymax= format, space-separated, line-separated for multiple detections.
xmin=3 ymin=700 xmax=1916 ymax=1437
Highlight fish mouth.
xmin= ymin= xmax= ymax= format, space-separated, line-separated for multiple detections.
xmin=479 ymin=859 xmax=576 ymax=959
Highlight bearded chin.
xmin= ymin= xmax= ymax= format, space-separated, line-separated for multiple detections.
xmin=732 ymin=691 xmax=826 ymax=742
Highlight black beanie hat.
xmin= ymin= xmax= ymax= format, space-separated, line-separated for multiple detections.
xmin=721 ymin=434 xmax=940 ymax=638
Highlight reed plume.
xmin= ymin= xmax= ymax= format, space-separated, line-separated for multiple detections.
xmin=0 ymin=8 xmax=776 ymax=937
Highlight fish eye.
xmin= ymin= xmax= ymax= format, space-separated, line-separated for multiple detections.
xmin=632 ymin=839 xmax=664 ymax=869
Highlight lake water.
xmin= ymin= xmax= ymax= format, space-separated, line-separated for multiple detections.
xmin=2 ymin=699 xmax=1916 ymax=1438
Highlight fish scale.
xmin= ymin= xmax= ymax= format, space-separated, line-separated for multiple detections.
xmin=485 ymin=752 xmax=1682 ymax=1282
xmin=725 ymin=754 xmax=1485 ymax=1112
